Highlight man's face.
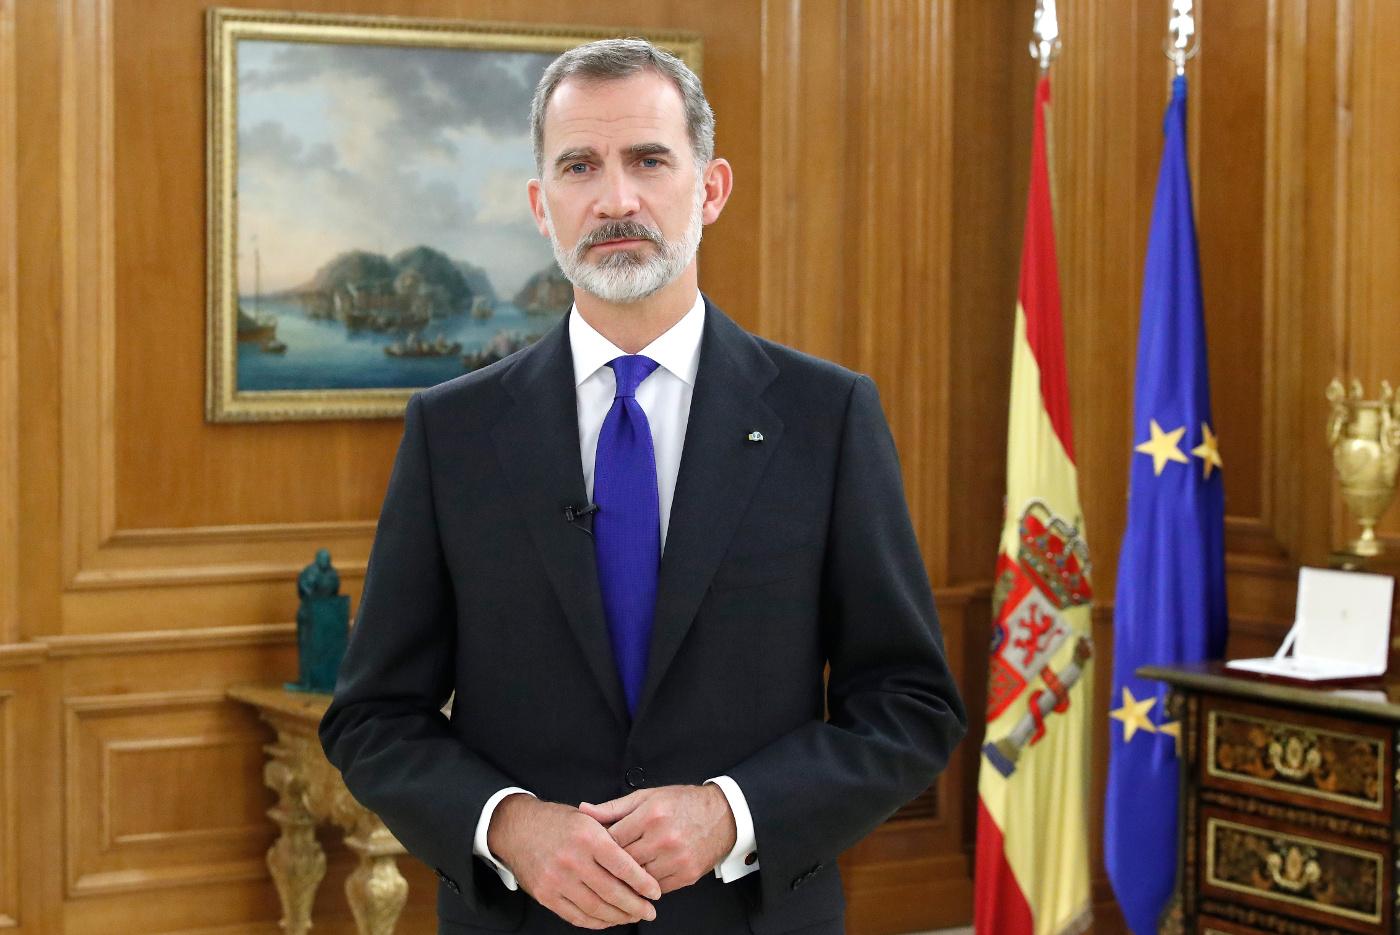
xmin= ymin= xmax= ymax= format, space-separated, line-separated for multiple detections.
xmin=528 ymin=71 xmax=723 ymax=304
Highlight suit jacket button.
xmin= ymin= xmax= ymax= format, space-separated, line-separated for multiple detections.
xmin=625 ymin=766 xmax=647 ymax=788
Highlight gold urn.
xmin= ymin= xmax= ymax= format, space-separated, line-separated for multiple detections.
xmin=1327 ymin=379 xmax=1400 ymax=556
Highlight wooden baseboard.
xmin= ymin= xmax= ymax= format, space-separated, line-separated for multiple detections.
xmin=841 ymin=852 xmax=972 ymax=935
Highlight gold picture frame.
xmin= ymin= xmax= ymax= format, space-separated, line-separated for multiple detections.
xmin=206 ymin=8 xmax=702 ymax=422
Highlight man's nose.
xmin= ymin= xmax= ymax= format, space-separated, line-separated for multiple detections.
xmin=594 ymin=166 xmax=640 ymax=218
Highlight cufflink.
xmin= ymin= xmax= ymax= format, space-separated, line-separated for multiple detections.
xmin=746 ymin=431 xmax=764 ymax=443
xmin=744 ymin=852 xmax=758 ymax=866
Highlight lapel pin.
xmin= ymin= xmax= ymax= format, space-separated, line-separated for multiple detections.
xmin=746 ymin=431 xmax=765 ymax=443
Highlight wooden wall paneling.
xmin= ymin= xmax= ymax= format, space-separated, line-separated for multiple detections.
xmin=0 ymin=688 xmax=16 ymax=928
xmin=46 ymin=641 xmax=435 ymax=935
xmin=943 ymin=0 xmax=1024 ymax=916
xmin=68 ymin=522 xmax=375 ymax=591
xmin=60 ymin=579 xmax=360 ymax=637
xmin=1055 ymin=0 xmax=1162 ymax=604
xmin=1048 ymin=1 xmax=1155 ymax=929
xmin=15 ymin=0 xmax=63 ymax=643
xmin=0 ymin=0 xmax=18 ymax=647
xmin=1199 ymin=0 xmax=1301 ymax=631
xmin=946 ymin=0 xmax=1019 ymax=588
xmin=1307 ymin=0 xmax=1350 ymax=561
xmin=1258 ymin=0 xmax=1310 ymax=566
xmin=63 ymin=690 xmax=272 ymax=897
xmin=756 ymin=0 xmax=848 ymax=362
xmin=1198 ymin=0 xmax=1269 ymax=531
xmin=58 ymin=0 xmax=117 ymax=595
xmin=50 ymin=638 xmax=389 ymax=935
xmin=0 ymin=646 xmax=61 ymax=934
xmin=840 ymin=0 xmax=953 ymax=583
xmin=1286 ymin=0 xmax=1350 ymax=562
xmin=839 ymin=585 xmax=986 ymax=935
xmin=1341 ymin=0 xmax=1400 ymax=550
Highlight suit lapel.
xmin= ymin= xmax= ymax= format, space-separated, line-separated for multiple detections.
xmin=633 ymin=300 xmax=783 ymax=724
xmin=491 ymin=318 xmax=630 ymax=726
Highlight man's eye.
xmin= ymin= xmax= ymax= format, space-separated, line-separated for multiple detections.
xmin=566 ymin=163 xmax=588 ymax=174
xmin=640 ymin=158 xmax=661 ymax=168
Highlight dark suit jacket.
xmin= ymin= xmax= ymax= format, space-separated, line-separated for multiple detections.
xmin=320 ymin=297 xmax=967 ymax=935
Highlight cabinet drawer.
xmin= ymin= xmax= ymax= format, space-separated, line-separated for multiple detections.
xmin=1198 ymin=913 xmax=1287 ymax=935
xmin=1200 ymin=808 xmax=1388 ymax=933
xmin=1202 ymin=697 xmax=1391 ymax=822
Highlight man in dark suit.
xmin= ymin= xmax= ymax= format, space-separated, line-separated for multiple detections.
xmin=321 ymin=38 xmax=966 ymax=935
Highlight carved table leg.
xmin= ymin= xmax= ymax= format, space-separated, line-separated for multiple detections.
xmin=344 ymin=823 xmax=409 ymax=935
xmin=265 ymin=756 xmax=327 ymax=935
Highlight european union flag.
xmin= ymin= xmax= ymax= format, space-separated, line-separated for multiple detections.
xmin=1105 ymin=74 xmax=1228 ymax=935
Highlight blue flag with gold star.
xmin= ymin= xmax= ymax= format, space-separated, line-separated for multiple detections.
xmin=1105 ymin=74 xmax=1228 ymax=935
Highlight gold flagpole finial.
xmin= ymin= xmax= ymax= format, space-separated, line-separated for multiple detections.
xmin=1165 ymin=0 xmax=1199 ymax=77
xmin=1030 ymin=0 xmax=1061 ymax=72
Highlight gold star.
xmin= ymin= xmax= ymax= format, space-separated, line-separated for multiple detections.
xmin=1110 ymin=686 xmax=1158 ymax=742
xmin=1134 ymin=420 xmax=1189 ymax=476
xmin=1191 ymin=423 xmax=1223 ymax=480
xmin=1159 ymin=720 xmax=1182 ymax=755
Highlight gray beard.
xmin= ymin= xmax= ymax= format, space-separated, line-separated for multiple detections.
xmin=542 ymin=185 xmax=704 ymax=305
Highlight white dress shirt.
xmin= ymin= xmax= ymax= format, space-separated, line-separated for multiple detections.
xmin=472 ymin=292 xmax=760 ymax=890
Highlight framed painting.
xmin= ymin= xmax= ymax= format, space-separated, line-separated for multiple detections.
xmin=206 ymin=8 xmax=702 ymax=421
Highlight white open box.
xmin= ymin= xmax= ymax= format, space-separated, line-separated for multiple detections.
xmin=1226 ymin=566 xmax=1395 ymax=681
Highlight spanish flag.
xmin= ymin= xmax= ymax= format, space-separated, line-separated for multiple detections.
xmin=973 ymin=74 xmax=1094 ymax=935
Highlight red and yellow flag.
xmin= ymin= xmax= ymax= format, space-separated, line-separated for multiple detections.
xmin=973 ymin=75 xmax=1094 ymax=935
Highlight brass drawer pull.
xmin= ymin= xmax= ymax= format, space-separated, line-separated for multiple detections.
xmin=1265 ymin=844 xmax=1321 ymax=892
xmin=1268 ymin=731 xmax=1322 ymax=780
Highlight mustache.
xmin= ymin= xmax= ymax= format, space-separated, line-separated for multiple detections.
xmin=576 ymin=221 xmax=664 ymax=254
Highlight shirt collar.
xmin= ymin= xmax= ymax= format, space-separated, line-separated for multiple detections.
xmin=568 ymin=291 xmax=706 ymax=388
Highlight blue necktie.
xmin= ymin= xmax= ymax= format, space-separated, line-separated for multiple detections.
xmin=593 ymin=355 xmax=662 ymax=716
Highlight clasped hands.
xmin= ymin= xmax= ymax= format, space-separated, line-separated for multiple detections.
xmin=487 ymin=784 xmax=738 ymax=930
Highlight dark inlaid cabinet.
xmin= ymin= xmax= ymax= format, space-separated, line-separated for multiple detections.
xmin=1142 ymin=663 xmax=1400 ymax=935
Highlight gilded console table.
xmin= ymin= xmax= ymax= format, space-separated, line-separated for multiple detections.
xmin=1142 ymin=662 xmax=1400 ymax=935
xmin=229 ymin=683 xmax=409 ymax=935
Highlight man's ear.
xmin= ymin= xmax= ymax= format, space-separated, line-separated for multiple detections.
xmin=526 ymin=178 xmax=550 ymax=237
xmin=700 ymin=158 xmax=734 ymax=225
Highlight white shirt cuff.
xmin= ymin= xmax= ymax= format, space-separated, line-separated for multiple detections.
xmin=472 ymin=787 xmax=534 ymax=891
xmin=705 ymin=775 xmax=759 ymax=881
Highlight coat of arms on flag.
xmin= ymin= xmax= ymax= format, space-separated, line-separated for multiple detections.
xmin=983 ymin=501 xmax=1093 ymax=777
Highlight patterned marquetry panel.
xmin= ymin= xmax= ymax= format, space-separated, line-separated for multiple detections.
xmin=1202 ymin=700 xmax=1389 ymax=821
xmin=1201 ymin=809 xmax=1388 ymax=932
xmin=64 ymin=691 xmax=274 ymax=897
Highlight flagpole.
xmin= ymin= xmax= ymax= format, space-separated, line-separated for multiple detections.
xmin=1030 ymin=0 xmax=1061 ymax=72
xmin=1166 ymin=0 xmax=1199 ymax=77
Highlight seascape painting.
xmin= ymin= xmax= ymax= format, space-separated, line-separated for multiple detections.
xmin=206 ymin=11 xmax=701 ymax=421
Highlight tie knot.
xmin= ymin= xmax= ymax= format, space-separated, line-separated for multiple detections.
xmin=608 ymin=355 xmax=660 ymax=398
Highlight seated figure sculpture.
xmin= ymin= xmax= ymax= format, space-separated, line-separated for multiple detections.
xmin=287 ymin=548 xmax=349 ymax=693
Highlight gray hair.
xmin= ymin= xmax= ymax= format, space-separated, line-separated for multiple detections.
xmin=530 ymin=38 xmax=715 ymax=174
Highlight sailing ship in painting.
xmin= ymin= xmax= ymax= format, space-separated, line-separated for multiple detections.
xmin=237 ymin=245 xmax=287 ymax=354
xmin=385 ymin=331 xmax=463 ymax=358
